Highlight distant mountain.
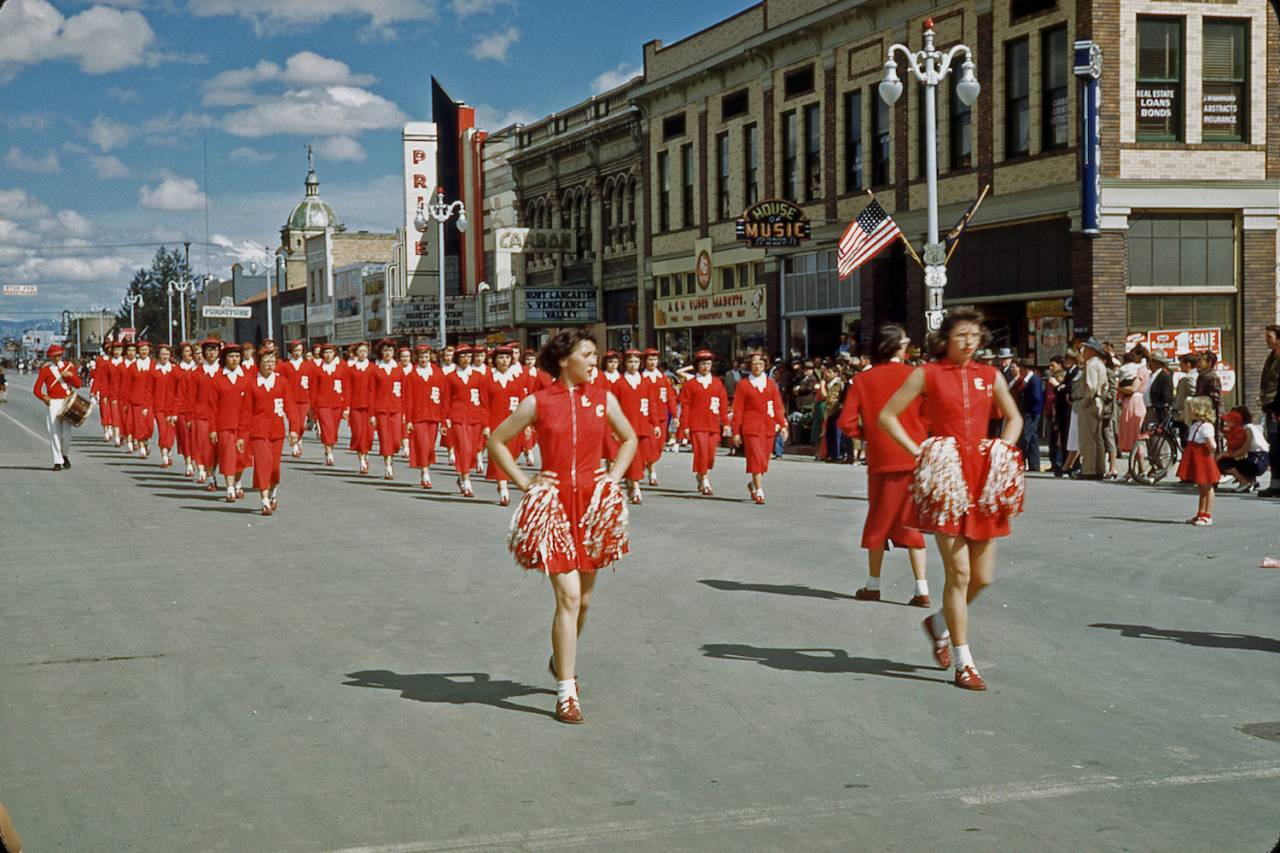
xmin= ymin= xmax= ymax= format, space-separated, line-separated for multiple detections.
xmin=0 ymin=318 xmax=59 ymax=336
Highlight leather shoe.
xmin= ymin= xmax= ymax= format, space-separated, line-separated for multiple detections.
xmin=1258 ymin=487 xmax=1280 ymax=497
xmin=61 ymin=455 xmax=70 ymax=468
xmin=954 ymin=665 xmax=987 ymax=691
xmin=853 ymin=587 xmax=880 ymax=602
xmin=922 ymin=616 xmax=952 ymax=669
xmin=555 ymin=696 xmax=584 ymax=724
xmin=908 ymin=594 xmax=931 ymax=608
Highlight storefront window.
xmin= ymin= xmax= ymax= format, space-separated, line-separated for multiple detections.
xmin=1137 ymin=16 xmax=1184 ymax=142
xmin=1004 ymin=37 xmax=1030 ymax=157
xmin=1202 ymin=19 xmax=1248 ymax=143
xmin=1127 ymin=215 xmax=1234 ymax=289
xmin=1128 ymin=294 xmax=1237 ymax=402
xmin=1041 ymin=25 xmax=1069 ymax=150
xmin=661 ymin=328 xmax=691 ymax=364
xmin=735 ymin=322 xmax=767 ymax=358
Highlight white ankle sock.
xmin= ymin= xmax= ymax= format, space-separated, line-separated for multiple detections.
xmin=914 ymin=579 xmax=929 ymax=596
xmin=556 ymin=679 xmax=577 ymax=703
xmin=865 ymin=576 xmax=881 ymax=591
xmin=954 ymin=644 xmax=975 ymax=669
xmin=929 ymin=612 xmax=950 ymax=640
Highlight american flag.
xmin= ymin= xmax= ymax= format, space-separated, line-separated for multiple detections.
xmin=837 ymin=199 xmax=901 ymax=279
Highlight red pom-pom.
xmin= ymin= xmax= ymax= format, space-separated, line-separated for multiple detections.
xmin=911 ymin=436 xmax=971 ymax=527
xmin=978 ymin=438 xmax=1025 ymax=521
xmin=508 ymin=481 xmax=576 ymax=573
xmin=581 ymin=479 xmax=629 ymax=570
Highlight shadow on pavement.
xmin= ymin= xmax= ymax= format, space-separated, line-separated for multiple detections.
xmin=815 ymin=494 xmax=868 ymax=502
xmin=0 ymin=465 xmax=63 ymax=471
xmin=342 ymin=670 xmax=556 ymax=717
xmin=1089 ymin=516 xmax=1186 ymax=525
xmin=700 ymin=644 xmax=947 ymax=684
xmin=699 ymin=579 xmax=857 ymax=601
xmin=1090 ymin=623 xmax=1280 ymax=653
xmin=178 ymin=504 xmax=260 ymax=515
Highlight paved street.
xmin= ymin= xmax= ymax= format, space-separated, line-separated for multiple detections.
xmin=1 ymin=387 xmax=1277 ymax=852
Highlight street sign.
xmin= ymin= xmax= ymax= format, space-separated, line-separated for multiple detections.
xmin=2 ymin=285 xmax=37 ymax=296
xmin=925 ymin=286 xmax=945 ymax=311
xmin=922 ymin=242 xmax=946 ymax=266
xmin=202 ymin=305 xmax=252 ymax=319
xmin=925 ymin=310 xmax=945 ymax=332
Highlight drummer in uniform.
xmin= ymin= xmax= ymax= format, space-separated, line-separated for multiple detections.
xmin=32 ymin=343 xmax=82 ymax=470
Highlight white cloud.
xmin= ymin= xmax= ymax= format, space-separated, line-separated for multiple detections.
xmin=106 ymin=88 xmax=139 ymax=103
xmin=203 ymin=52 xmax=374 ymax=107
xmin=187 ymin=0 xmax=437 ymax=38
xmin=0 ymin=189 xmax=51 ymax=219
xmin=473 ymin=103 xmax=536 ymax=131
xmin=141 ymin=111 xmax=217 ymax=143
xmin=590 ymin=63 xmax=641 ymax=94
xmin=315 ymin=136 xmax=366 ymax=161
xmin=33 ymin=210 xmax=95 ymax=238
xmin=89 ymin=116 xmax=134 ymax=151
xmin=468 ymin=26 xmax=519 ymax=62
xmin=139 ymin=175 xmax=208 ymax=211
xmin=223 ymin=85 xmax=406 ymax=138
xmin=5 ymin=146 xmax=62 ymax=174
xmin=229 ymin=146 xmax=276 ymax=163
xmin=16 ymin=255 xmax=130 ymax=283
xmin=0 ymin=0 xmax=155 ymax=81
xmin=2 ymin=112 xmax=51 ymax=131
xmin=91 ymin=155 xmax=132 ymax=178
xmin=450 ymin=0 xmax=515 ymax=16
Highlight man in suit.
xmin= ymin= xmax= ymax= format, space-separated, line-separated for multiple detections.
xmin=1145 ymin=350 xmax=1174 ymax=424
xmin=1072 ymin=338 xmax=1108 ymax=479
xmin=1016 ymin=358 xmax=1044 ymax=472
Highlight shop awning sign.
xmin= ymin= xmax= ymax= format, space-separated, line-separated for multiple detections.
xmin=1145 ymin=327 xmax=1221 ymax=359
xmin=736 ymin=199 xmax=811 ymax=248
xmin=654 ymin=285 xmax=767 ymax=329
xmin=202 ymin=305 xmax=252 ymax=319
xmin=2 ymin=285 xmax=37 ymax=296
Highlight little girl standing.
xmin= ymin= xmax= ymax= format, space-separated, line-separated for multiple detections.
xmin=1177 ymin=396 xmax=1220 ymax=526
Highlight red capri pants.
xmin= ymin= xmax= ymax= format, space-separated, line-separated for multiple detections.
xmin=133 ymin=407 xmax=154 ymax=442
xmin=348 ymin=408 xmax=373 ymax=453
xmin=689 ymin=430 xmax=720 ymax=476
xmin=193 ymin=418 xmax=215 ymax=468
xmin=862 ymin=471 xmax=926 ymax=550
xmin=155 ymin=411 xmax=176 ymax=450
xmin=217 ymin=430 xmax=243 ymax=477
xmin=451 ymin=422 xmax=484 ymax=476
xmin=316 ymin=407 xmax=343 ymax=447
xmin=375 ymin=412 xmax=403 ymax=457
xmin=408 ymin=420 xmax=439 ymax=469
xmin=252 ymin=438 xmax=283 ymax=491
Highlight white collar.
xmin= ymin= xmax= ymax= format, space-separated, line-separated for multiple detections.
xmin=155 ymin=362 xmax=173 ymax=374
xmin=414 ymin=364 xmax=434 ymax=379
xmin=111 ymin=357 xmax=122 ymax=365
xmin=749 ymin=374 xmax=767 ymax=390
xmin=136 ymin=356 xmax=151 ymax=368
xmin=455 ymin=366 xmax=472 ymax=381
xmin=512 ymin=363 xmax=524 ymax=375
xmin=201 ymin=362 xmax=219 ymax=376
xmin=242 ymin=358 xmax=254 ymax=369
xmin=603 ymin=369 xmax=620 ymax=381
xmin=492 ymin=366 xmax=518 ymax=384
xmin=696 ymin=374 xmax=713 ymax=387
xmin=257 ymin=373 xmax=277 ymax=389
xmin=377 ymin=360 xmax=396 ymax=373
xmin=321 ymin=360 xmax=338 ymax=374
xmin=351 ymin=359 xmax=369 ymax=371
xmin=222 ymin=366 xmax=243 ymax=381
xmin=124 ymin=358 xmax=135 ymax=366
xmin=289 ymin=357 xmax=304 ymax=368
xmin=179 ymin=360 xmax=197 ymax=371
xmin=443 ymin=363 xmax=457 ymax=374
xmin=643 ymin=368 xmax=662 ymax=380
xmin=624 ymin=372 xmax=642 ymax=388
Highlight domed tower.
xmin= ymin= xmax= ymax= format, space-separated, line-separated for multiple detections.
xmin=279 ymin=145 xmax=344 ymax=291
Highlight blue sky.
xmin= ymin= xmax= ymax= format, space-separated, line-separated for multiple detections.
xmin=0 ymin=0 xmax=747 ymax=321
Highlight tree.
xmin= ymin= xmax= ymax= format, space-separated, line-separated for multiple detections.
xmin=116 ymin=248 xmax=188 ymax=342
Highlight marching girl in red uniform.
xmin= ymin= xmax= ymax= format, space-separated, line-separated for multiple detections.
xmin=487 ymin=328 xmax=638 ymax=724
xmin=210 ymin=344 xmax=249 ymax=502
xmin=370 ymin=341 xmax=405 ymax=480
xmin=837 ymin=324 xmax=930 ymax=607
xmin=443 ymin=345 xmax=489 ymax=497
xmin=106 ymin=341 xmax=125 ymax=445
xmin=612 ymin=349 xmax=662 ymax=504
xmin=175 ymin=342 xmax=199 ymax=476
xmin=520 ymin=350 xmax=552 ymax=465
xmin=595 ymin=351 xmax=622 ymax=464
xmin=151 ymin=343 xmax=179 ymax=468
xmin=313 ymin=342 xmax=348 ymax=466
xmin=239 ymin=341 xmax=257 ymax=378
xmin=397 ymin=345 xmax=414 ymax=459
xmin=345 ymin=341 xmax=375 ymax=474
xmin=238 ymin=348 xmax=295 ymax=515
xmin=485 ymin=344 xmax=527 ymax=505
xmin=118 ymin=341 xmax=137 ymax=451
xmin=676 ymin=350 xmax=731 ymax=495
xmin=277 ymin=340 xmax=311 ymax=459
xmin=405 ymin=344 xmax=445 ymax=489
xmin=641 ymin=349 xmax=676 ymax=483
xmin=879 ymin=308 xmax=1024 ymax=691
xmin=439 ymin=344 xmax=457 ymax=466
xmin=131 ymin=340 xmax=156 ymax=459
xmin=731 ymin=351 xmax=788 ymax=504
xmin=92 ymin=347 xmax=113 ymax=442
xmin=192 ymin=339 xmax=221 ymax=488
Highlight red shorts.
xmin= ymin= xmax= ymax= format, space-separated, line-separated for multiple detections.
xmin=689 ymin=430 xmax=719 ymax=475
xmin=316 ymin=407 xmax=342 ymax=447
xmin=742 ymin=433 xmax=772 ymax=475
xmin=862 ymin=471 xmax=926 ymax=550
xmin=252 ymin=437 xmax=283 ymax=491
xmin=408 ymin=420 xmax=439 ymax=468
xmin=375 ymin=412 xmax=402 ymax=457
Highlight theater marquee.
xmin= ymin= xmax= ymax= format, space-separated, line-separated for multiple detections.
xmin=736 ymin=199 xmax=811 ymax=248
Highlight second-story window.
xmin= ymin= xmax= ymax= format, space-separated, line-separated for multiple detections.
xmin=949 ymin=72 xmax=972 ymax=169
xmin=681 ymin=143 xmax=694 ymax=228
xmin=804 ymin=103 xmax=821 ymax=201
xmin=1137 ymin=16 xmax=1184 ymax=142
xmin=781 ymin=110 xmax=799 ymax=201
xmin=871 ymin=86 xmax=890 ymax=186
xmin=1202 ymin=18 xmax=1248 ymax=143
xmin=1042 ymin=26 xmax=1069 ymax=150
xmin=657 ymin=150 xmax=670 ymax=231
xmin=744 ymin=123 xmax=759 ymax=205
xmin=1005 ymin=37 xmax=1030 ymax=158
xmin=844 ymin=90 xmax=863 ymax=192
xmin=716 ymin=131 xmax=730 ymax=219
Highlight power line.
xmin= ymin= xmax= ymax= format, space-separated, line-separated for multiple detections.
xmin=16 ymin=241 xmax=227 ymax=252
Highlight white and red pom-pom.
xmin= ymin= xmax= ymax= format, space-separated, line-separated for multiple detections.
xmin=978 ymin=438 xmax=1025 ymax=520
xmin=581 ymin=478 xmax=629 ymax=570
xmin=508 ymin=480 xmax=576 ymax=573
xmin=911 ymin=436 xmax=971 ymax=527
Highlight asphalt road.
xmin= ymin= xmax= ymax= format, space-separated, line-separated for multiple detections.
xmin=1 ymin=385 xmax=1277 ymax=852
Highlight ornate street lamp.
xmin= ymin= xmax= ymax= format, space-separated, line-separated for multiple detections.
xmin=414 ymin=188 xmax=469 ymax=347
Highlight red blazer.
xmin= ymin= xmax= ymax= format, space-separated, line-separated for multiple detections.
xmin=33 ymin=361 xmax=82 ymax=401
xmin=131 ymin=358 xmax=155 ymax=408
xmin=211 ymin=369 xmax=248 ymax=432
xmin=369 ymin=362 xmax=406 ymax=414
xmin=192 ymin=363 xmax=220 ymax=420
xmin=238 ymin=373 xmax=290 ymax=440
xmin=486 ymin=369 xmax=527 ymax=429
xmin=117 ymin=359 xmax=136 ymax=406
xmin=174 ymin=363 xmax=198 ymax=416
xmin=524 ymin=367 xmax=553 ymax=392
xmin=642 ymin=370 xmax=678 ymax=423
xmin=314 ymin=361 xmax=348 ymax=409
xmin=838 ymin=362 xmax=926 ymax=475
xmin=444 ymin=368 xmax=488 ymax=426
xmin=151 ymin=363 xmax=179 ymax=413
xmin=612 ymin=372 xmax=660 ymax=435
xmin=91 ymin=355 xmax=111 ymax=396
xmin=678 ymin=375 xmax=730 ymax=434
xmin=345 ymin=361 xmax=374 ymax=409
xmin=731 ymin=376 xmax=786 ymax=438
xmin=278 ymin=358 xmax=315 ymax=406
xmin=405 ymin=364 xmax=446 ymax=422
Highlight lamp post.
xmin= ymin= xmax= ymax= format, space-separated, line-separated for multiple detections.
xmin=169 ymin=277 xmax=196 ymax=344
xmin=124 ymin=293 xmax=143 ymax=333
xmin=414 ymin=187 xmax=469 ymax=348
xmin=879 ymin=18 xmax=980 ymax=333
xmin=248 ymin=245 xmax=279 ymax=346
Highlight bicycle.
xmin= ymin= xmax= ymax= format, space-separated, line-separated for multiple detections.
xmin=1128 ymin=410 xmax=1180 ymax=485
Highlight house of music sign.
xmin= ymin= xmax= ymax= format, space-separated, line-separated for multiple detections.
xmin=735 ymin=199 xmax=811 ymax=248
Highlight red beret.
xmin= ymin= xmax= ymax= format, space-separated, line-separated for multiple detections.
xmin=320 ymin=342 xmax=339 ymax=352
xmin=46 ymin=344 xmax=64 ymax=357
xmin=200 ymin=338 xmax=221 ymax=349
xmin=624 ymin=349 xmax=642 ymax=358
xmin=694 ymin=350 xmax=715 ymax=362
xmin=287 ymin=339 xmax=305 ymax=349
xmin=415 ymin=344 xmax=433 ymax=352
xmin=603 ymin=350 xmax=620 ymax=359
xmin=454 ymin=345 xmax=473 ymax=355
xmin=643 ymin=348 xmax=659 ymax=357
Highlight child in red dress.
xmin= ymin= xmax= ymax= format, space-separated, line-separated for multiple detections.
xmin=1177 ymin=396 xmax=1219 ymax=525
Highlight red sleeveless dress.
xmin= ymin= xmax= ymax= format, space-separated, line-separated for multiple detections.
xmin=912 ymin=359 xmax=1010 ymax=541
xmin=533 ymin=381 xmax=610 ymax=574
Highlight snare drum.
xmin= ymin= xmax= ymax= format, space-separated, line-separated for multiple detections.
xmin=59 ymin=393 xmax=93 ymax=427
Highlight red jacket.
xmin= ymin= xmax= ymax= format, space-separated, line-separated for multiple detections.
xmin=151 ymin=363 xmax=179 ymax=413
xmin=612 ymin=372 xmax=660 ymax=436
xmin=192 ymin=363 xmax=220 ymax=420
xmin=33 ymin=361 xmax=82 ymax=401
xmin=345 ymin=360 xmax=374 ymax=409
xmin=642 ymin=370 xmax=678 ymax=424
xmin=238 ymin=372 xmax=290 ymax=440
xmin=117 ymin=359 xmax=136 ymax=406
xmin=731 ymin=376 xmax=786 ymax=438
xmin=278 ymin=357 xmax=316 ymax=407
xmin=524 ymin=367 xmax=553 ymax=393
xmin=678 ymin=374 xmax=730 ymax=434
xmin=91 ymin=355 xmax=111 ymax=397
xmin=175 ymin=362 xmax=198 ymax=416
xmin=838 ymin=362 xmax=926 ymax=475
xmin=444 ymin=367 xmax=488 ymax=426
xmin=130 ymin=357 xmax=156 ymax=408
xmin=405 ymin=364 xmax=446 ymax=422
xmin=486 ymin=368 xmax=528 ymax=429
xmin=211 ymin=368 xmax=248 ymax=432
xmin=314 ymin=361 xmax=348 ymax=409
xmin=369 ymin=362 xmax=406 ymax=414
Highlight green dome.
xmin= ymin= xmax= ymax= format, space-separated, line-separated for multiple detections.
xmin=286 ymin=146 xmax=345 ymax=232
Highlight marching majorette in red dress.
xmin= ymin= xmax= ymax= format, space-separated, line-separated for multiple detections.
xmin=370 ymin=340 xmax=406 ymax=480
xmin=675 ymin=350 xmax=731 ymax=496
xmin=175 ymin=343 xmax=199 ymax=476
xmin=731 ymin=351 xmax=788 ymax=504
xmin=277 ymin=340 xmax=312 ymax=459
xmin=837 ymin=325 xmax=931 ymax=607
xmin=612 ymin=350 xmax=662 ymax=504
xmin=488 ymin=329 xmax=639 ymax=725
xmin=641 ymin=349 xmax=676 ymax=484
xmin=405 ymin=345 xmax=445 ymax=489
xmin=313 ymin=342 xmax=348 ymax=467
xmin=118 ymin=342 xmax=138 ymax=451
xmin=210 ymin=345 xmax=250 ymax=502
xmin=595 ymin=351 xmax=622 ymax=464
xmin=879 ymin=308 xmax=1025 ymax=692
xmin=192 ymin=339 xmax=222 ymax=488
xmin=345 ymin=342 xmax=375 ymax=474
xmin=484 ymin=345 xmax=528 ymax=506
xmin=32 ymin=344 xmax=82 ymax=470
xmin=151 ymin=343 xmax=180 ymax=468
xmin=130 ymin=340 xmax=157 ymax=459
xmin=396 ymin=345 xmax=414 ymax=459
xmin=442 ymin=345 xmax=489 ymax=497
xmin=238 ymin=349 xmax=296 ymax=515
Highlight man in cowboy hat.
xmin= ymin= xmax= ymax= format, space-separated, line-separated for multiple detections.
xmin=1071 ymin=337 xmax=1108 ymax=479
xmin=32 ymin=344 xmax=82 ymax=470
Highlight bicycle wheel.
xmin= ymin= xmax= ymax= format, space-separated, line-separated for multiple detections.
xmin=1148 ymin=433 xmax=1179 ymax=483
xmin=1128 ymin=443 xmax=1152 ymax=484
